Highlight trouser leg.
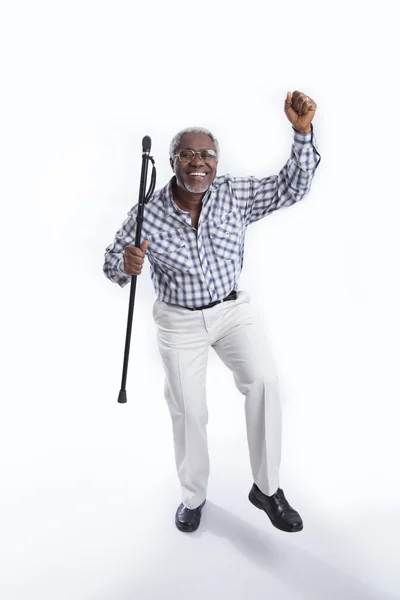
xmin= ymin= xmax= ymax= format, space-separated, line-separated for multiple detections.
xmin=211 ymin=292 xmax=282 ymax=496
xmin=153 ymin=300 xmax=209 ymax=509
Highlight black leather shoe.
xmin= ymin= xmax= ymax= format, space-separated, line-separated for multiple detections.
xmin=175 ymin=499 xmax=206 ymax=532
xmin=249 ymin=484 xmax=303 ymax=532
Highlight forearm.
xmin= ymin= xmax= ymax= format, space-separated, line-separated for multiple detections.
xmin=280 ymin=125 xmax=321 ymax=200
xmin=103 ymin=210 xmax=137 ymax=287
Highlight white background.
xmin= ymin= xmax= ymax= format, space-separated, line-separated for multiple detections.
xmin=1 ymin=1 xmax=399 ymax=599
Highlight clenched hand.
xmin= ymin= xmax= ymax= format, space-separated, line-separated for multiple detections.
xmin=284 ymin=90 xmax=317 ymax=134
xmin=123 ymin=240 xmax=149 ymax=275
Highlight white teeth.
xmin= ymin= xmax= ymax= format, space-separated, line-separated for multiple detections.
xmin=189 ymin=173 xmax=206 ymax=176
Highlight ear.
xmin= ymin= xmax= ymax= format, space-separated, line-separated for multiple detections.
xmin=169 ymin=157 xmax=174 ymax=171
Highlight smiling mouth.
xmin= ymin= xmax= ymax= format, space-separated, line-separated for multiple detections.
xmin=188 ymin=172 xmax=208 ymax=178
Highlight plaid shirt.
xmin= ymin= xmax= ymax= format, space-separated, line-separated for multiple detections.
xmin=103 ymin=127 xmax=321 ymax=308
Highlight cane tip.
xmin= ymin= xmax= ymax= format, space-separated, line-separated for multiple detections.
xmin=118 ymin=390 xmax=127 ymax=404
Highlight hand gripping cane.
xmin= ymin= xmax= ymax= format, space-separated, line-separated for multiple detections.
xmin=118 ymin=136 xmax=156 ymax=404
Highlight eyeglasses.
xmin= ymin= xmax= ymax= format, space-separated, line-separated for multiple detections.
xmin=174 ymin=149 xmax=217 ymax=163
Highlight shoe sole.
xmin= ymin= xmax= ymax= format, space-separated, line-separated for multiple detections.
xmin=175 ymin=500 xmax=206 ymax=533
xmin=175 ymin=521 xmax=200 ymax=533
xmin=249 ymin=491 xmax=303 ymax=533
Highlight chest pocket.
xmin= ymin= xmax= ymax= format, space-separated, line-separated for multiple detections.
xmin=148 ymin=230 xmax=191 ymax=273
xmin=208 ymin=209 xmax=242 ymax=262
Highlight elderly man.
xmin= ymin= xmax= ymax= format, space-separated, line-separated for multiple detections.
xmin=104 ymin=90 xmax=321 ymax=534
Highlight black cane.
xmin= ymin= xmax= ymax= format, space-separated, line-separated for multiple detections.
xmin=118 ymin=135 xmax=156 ymax=404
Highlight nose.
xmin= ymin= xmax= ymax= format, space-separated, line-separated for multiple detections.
xmin=190 ymin=152 xmax=205 ymax=166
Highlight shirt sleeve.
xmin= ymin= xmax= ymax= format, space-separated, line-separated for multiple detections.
xmin=232 ymin=125 xmax=321 ymax=227
xmin=103 ymin=207 xmax=138 ymax=287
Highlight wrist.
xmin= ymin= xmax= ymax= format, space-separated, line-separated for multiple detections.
xmin=292 ymin=124 xmax=312 ymax=134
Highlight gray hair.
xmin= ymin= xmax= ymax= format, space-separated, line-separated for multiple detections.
xmin=169 ymin=127 xmax=220 ymax=161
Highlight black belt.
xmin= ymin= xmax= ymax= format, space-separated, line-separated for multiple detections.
xmin=187 ymin=290 xmax=237 ymax=311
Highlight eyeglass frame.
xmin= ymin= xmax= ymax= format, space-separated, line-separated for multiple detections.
xmin=173 ymin=148 xmax=218 ymax=163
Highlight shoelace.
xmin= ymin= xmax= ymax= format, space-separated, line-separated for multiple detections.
xmin=274 ymin=488 xmax=291 ymax=511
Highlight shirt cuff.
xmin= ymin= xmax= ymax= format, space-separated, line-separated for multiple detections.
xmin=118 ymin=256 xmax=127 ymax=275
xmin=292 ymin=123 xmax=314 ymax=142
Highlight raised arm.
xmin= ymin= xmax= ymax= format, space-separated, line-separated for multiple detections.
xmin=233 ymin=91 xmax=321 ymax=226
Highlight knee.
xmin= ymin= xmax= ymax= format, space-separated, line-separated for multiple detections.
xmin=236 ymin=373 xmax=279 ymax=396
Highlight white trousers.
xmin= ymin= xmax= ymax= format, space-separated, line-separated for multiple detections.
xmin=152 ymin=290 xmax=282 ymax=509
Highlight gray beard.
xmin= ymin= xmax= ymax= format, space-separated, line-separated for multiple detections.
xmin=183 ymin=181 xmax=210 ymax=194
